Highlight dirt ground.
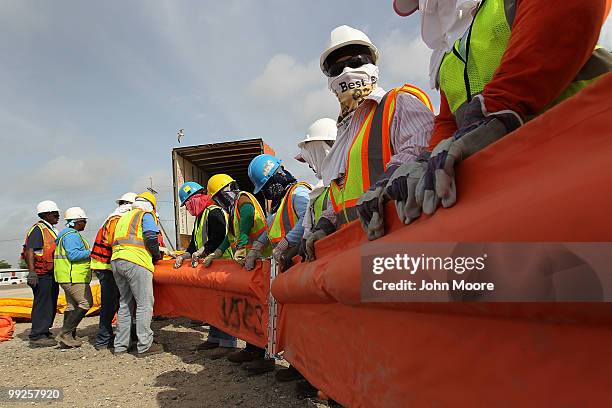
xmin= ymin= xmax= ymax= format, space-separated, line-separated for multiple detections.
xmin=0 ymin=316 xmax=328 ymax=408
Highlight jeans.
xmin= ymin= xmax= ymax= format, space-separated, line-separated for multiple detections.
xmin=208 ymin=326 xmax=237 ymax=348
xmin=95 ymin=269 xmax=120 ymax=346
xmin=111 ymin=259 xmax=153 ymax=353
xmin=29 ymin=272 xmax=59 ymax=340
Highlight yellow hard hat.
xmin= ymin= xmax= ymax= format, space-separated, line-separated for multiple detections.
xmin=207 ymin=174 xmax=235 ymax=197
xmin=137 ymin=191 xmax=157 ymax=209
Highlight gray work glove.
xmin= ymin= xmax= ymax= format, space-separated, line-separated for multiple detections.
xmin=386 ymin=156 xmax=429 ymax=225
xmin=191 ymin=247 xmax=206 ymax=267
xmin=356 ymin=165 xmax=398 ymax=241
xmin=173 ymin=253 xmax=190 ymax=269
xmin=27 ymin=271 xmax=38 ymax=288
xmin=305 ymin=218 xmax=336 ymax=261
xmin=417 ymin=94 xmax=522 ymax=215
xmin=272 ymin=238 xmax=289 ymax=263
xmin=203 ymin=249 xmax=223 ymax=268
xmin=245 ymin=241 xmax=265 ymax=271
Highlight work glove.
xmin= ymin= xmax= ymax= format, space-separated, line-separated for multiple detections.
xmin=279 ymin=245 xmax=300 ymax=272
xmin=191 ymin=247 xmax=206 ymax=267
xmin=417 ymin=94 xmax=522 ymax=215
xmin=305 ymin=218 xmax=336 ymax=261
xmin=27 ymin=271 xmax=38 ymax=288
xmin=203 ymin=249 xmax=223 ymax=268
xmin=173 ymin=253 xmax=190 ymax=269
xmin=233 ymin=247 xmax=248 ymax=267
xmin=272 ymin=238 xmax=289 ymax=263
xmin=160 ymin=247 xmax=175 ymax=258
xmin=298 ymin=236 xmax=309 ymax=261
xmin=245 ymin=241 xmax=264 ymax=271
xmin=356 ymin=165 xmax=398 ymax=241
xmin=386 ymin=154 xmax=429 ymax=225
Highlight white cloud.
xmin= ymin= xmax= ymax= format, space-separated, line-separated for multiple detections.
xmin=378 ymin=29 xmax=432 ymax=92
xmin=600 ymin=13 xmax=612 ymax=49
xmin=247 ymin=54 xmax=321 ymax=101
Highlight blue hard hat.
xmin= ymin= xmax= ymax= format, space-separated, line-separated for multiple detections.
xmin=248 ymin=154 xmax=282 ymax=194
xmin=179 ymin=181 xmax=204 ymax=206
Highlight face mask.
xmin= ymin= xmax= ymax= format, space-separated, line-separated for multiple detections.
xmin=328 ymin=63 xmax=379 ymax=124
xmin=420 ymin=0 xmax=479 ymax=50
xmin=263 ymin=168 xmax=296 ymax=212
xmin=214 ymin=189 xmax=238 ymax=212
xmin=133 ymin=199 xmax=154 ymax=213
xmin=185 ymin=194 xmax=214 ymax=217
xmin=300 ymin=141 xmax=332 ymax=180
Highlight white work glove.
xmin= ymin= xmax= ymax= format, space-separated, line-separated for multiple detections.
xmin=174 ymin=253 xmax=190 ymax=269
xmin=245 ymin=241 xmax=264 ymax=271
xmin=272 ymin=238 xmax=289 ymax=263
xmin=203 ymin=249 xmax=223 ymax=268
xmin=191 ymin=247 xmax=206 ymax=267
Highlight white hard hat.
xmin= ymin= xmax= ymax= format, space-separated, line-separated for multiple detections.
xmin=36 ymin=200 xmax=60 ymax=214
xmin=320 ymin=25 xmax=379 ymax=73
xmin=116 ymin=192 xmax=137 ymax=204
xmin=393 ymin=0 xmax=419 ymax=16
xmin=295 ymin=118 xmax=337 ymax=162
xmin=64 ymin=207 xmax=88 ymax=220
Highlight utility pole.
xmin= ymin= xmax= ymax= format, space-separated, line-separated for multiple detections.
xmin=146 ymin=177 xmax=173 ymax=251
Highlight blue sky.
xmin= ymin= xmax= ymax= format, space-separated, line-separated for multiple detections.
xmin=1 ymin=1 xmax=611 ymax=266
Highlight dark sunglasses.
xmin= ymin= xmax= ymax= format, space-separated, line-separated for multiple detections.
xmin=324 ymin=54 xmax=374 ymax=77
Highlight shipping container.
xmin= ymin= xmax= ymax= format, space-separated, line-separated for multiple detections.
xmin=172 ymin=138 xmax=275 ymax=250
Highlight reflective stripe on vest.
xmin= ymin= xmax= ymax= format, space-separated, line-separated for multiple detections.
xmin=111 ymin=209 xmax=154 ymax=272
xmin=193 ymin=205 xmax=233 ymax=259
xmin=312 ymin=187 xmax=330 ymax=226
xmin=22 ymin=223 xmax=57 ymax=275
xmin=228 ymin=191 xmax=271 ymax=256
xmin=54 ymin=231 xmax=91 ymax=284
xmin=268 ymin=182 xmax=313 ymax=244
xmin=439 ymin=0 xmax=612 ymax=117
xmin=90 ymin=215 xmax=120 ymax=271
xmin=329 ymin=84 xmax=433 ymax=228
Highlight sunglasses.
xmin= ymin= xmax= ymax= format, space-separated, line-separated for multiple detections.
xmin=324 ymin=54 xmax=374 ymax=77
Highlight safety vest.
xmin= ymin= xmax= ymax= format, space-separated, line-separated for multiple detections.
xmin=267 ymin=182 xmax=312 ymax=245
xmin=311 ymin=187 xmax=330 ymax=228
xmin=21 ymin=222 xmax=57 ymax=275
xmin=90 ymin=215 xmax=120 ymax=271
xmin=227 ymin=191 xmax=271 ymax=256
xmin=438 ymin=0 xmax=612 ymax=118
xmin=54 ymin=231 xmax=91 ymax=284
xmin=193 ymin=205 xmax=233 ymax=259
xmin=329 ymin=84 xmax=434 ymax=227
xmin=111 ymin=209 xmax=154 ymax=273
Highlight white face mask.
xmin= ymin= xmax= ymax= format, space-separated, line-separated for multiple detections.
xmin=300 ymin=140 xmax=332 ymax=180
xmin=133 ymin=199 xmax=154 ymax=213
xmin=328 ymin=63 xmax=379 ymax=124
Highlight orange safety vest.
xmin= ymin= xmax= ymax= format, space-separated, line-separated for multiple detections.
xmin=21 ymin=222 xmax=57 ymax=275
xmin=90 ymin=215 xmax=120 ymax=269
xmin=329 ymin=84 xmax=433 ymax=227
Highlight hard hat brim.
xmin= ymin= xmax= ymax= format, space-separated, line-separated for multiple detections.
xmin=393 ymin=0 xmax=419 ymax=16
xmin=320 ymin=39 xmax=379 ymax=73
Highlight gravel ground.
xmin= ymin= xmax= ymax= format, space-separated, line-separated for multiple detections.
xmin=0 ymin=316 xmax=327 ymax=408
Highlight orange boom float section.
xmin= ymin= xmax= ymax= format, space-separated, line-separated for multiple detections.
xmin=272 ymin=74 xmax=612 ymax=407
xmin=153 ymin=259 xmax=270 ymax=348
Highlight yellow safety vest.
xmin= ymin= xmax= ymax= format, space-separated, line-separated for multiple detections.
xmin=438 ymin=0 xmax=612 ymax=117
xmin=267 ymin=182 xmax=312 ymax=244
xmin=311 ymin=187 xmax=330 ymax=227
xmin=111 ymin=209 xmax=154 ymax=273
xmin=54 ymin=231 xmax=91 ymax=284
xmin=193 ymin=205 xmax=232 ymax=259
xmin=329 ymin=84 xmax=433 ymax=227
xmin=227 ymin=191 xmax=271 ymax=256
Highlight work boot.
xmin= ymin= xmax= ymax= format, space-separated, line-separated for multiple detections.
xmin=57 ymin=311 xmax=82 ymax=348
xmin=137 ymin=342 xmax=165 ymax=358
xmin=243 ymin=358 xmax=276 ymax=376
xmin=196 ymin=341 xmax=219 ymax=351
xmin=72 ymin=329 xmax=86 ymax=342
xmin=29 ymin=337 xmax=57 ymax=348
xmin=207 ymin=347 xmax=238 ymax=360
xmin=226 ymin=349 xmax=260 ymax=364
xmin=275 ymin=365 xmax=305 ymax=382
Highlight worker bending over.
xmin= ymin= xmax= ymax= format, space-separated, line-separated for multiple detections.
xmin=175 ymin=181 xmax=237 ymax=359
xmin=54 ymin=207 xmax=92 ymax=348
xmin=22 ymin=200 xmax=61 ymax=348
xmin=245 ymin=154 xmax=311 ymax=272
xmin=111 ymin=192 xmax=164 ymax=357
